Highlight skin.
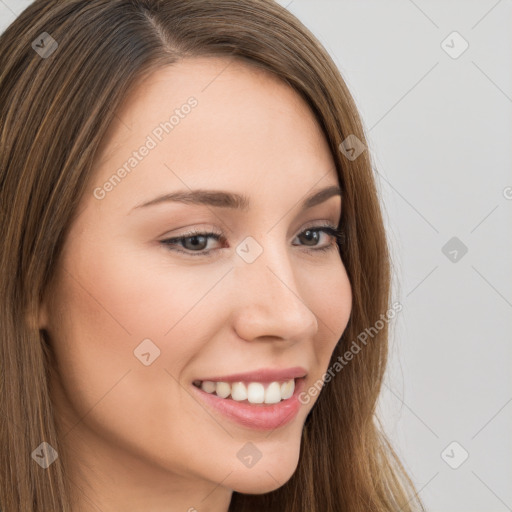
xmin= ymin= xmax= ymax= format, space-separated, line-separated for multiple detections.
xmin=38 ymin=56 xmax=352 ymax=512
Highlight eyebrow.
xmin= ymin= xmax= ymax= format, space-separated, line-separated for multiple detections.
xmin=130 ymin=184 xmax=342 ymax=213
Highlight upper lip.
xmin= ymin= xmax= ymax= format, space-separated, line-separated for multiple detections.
xmin=196 ymin=366 xmax=307 ymax=383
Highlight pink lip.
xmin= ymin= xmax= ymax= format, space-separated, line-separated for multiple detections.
xmin=196 ymin=366 xmax=307 ymax=383
xmin=191 ymin=376 xmax=306 ymax=431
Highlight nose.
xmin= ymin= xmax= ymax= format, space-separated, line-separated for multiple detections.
xmin=230 ymin=241 xmax=319 ymax=344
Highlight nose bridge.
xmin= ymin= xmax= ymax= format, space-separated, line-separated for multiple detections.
xmin=231 ymin=238 xmax=319 ymax=342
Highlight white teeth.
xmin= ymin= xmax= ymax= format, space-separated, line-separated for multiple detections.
xmin=196 ymin=378 xmax=296 ymax=403
xmin=281 ymin=379 xmax=295 ymax=399
xmin=231 ymin=382 xmax=248 ymax=401
xmin=215 ymin=381 xmax=231 ymax=398
xmin=201 ymin=381 xmax=216 ymax=393
xmin=247 ymin=382 xmax=265 ymax=403
xmin=264 ymin=381 xmax=282 ymax=404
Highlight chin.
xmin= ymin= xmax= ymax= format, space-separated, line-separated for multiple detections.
xmin=227 ymin=446 xmax=300 ymax=494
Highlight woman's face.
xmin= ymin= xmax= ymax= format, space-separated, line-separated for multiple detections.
xmin=39 ymin=57 xmax=352 ymax=507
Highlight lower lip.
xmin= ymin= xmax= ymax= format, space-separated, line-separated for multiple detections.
xmin=191 ymin=378 xmax=306 ymax=431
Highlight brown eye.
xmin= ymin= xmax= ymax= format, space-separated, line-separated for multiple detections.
xmin=292 ymin=226 xmax=342 ymax=253
xmin=180 ymin=234 xmax=210 ymax=251
xmin=297 ymin=228 xmax=321 ymax=246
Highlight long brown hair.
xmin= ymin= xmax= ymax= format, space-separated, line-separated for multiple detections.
xmin=0 ymin=1 xmax=426 ymax=510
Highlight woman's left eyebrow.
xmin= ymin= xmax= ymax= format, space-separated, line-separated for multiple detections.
xmin=129 ymin=184 xmax=342 ymax=214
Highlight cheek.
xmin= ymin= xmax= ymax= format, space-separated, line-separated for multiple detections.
xmin=48 ymin=234 xmax=232 ymax=420
xmin=46 ymin=238 xmax=240 ymax=477
xmin=57 ymin=233 xmax=225 ymax=351
xmin=305 ymin=257 xmax=352 ymax=362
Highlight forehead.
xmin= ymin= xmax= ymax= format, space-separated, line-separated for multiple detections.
xmin=88 ymin=56 xmax=337 ymax=214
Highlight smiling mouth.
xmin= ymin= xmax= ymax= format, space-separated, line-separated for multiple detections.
xmin=192 ymin=378 xmax=301 ymax=405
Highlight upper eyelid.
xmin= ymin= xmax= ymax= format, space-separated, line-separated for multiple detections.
xmin=159 ymin=223 xmax=343 ymax=259
xmin=163 ymin=221 xmax=339 ymax=240
xmin=160 ymin=224 xmax=341 ymax=253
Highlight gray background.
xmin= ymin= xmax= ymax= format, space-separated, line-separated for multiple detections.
xmin=1 ymin=1 xmax=511 ymax=511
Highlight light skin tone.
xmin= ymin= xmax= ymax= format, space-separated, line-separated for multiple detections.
xmin=38 ymin=56 xmax=352 ymax=512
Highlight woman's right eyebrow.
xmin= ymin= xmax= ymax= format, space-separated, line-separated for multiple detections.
xmin=129 ymin=184 xmax=342 ymax=214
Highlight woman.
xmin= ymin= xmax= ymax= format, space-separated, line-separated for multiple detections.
xmin=0 ymin=1 xmax=426 ymax=511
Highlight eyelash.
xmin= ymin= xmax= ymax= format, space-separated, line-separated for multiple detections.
xmin=160 ymin=224 xmax=345 ymax=258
